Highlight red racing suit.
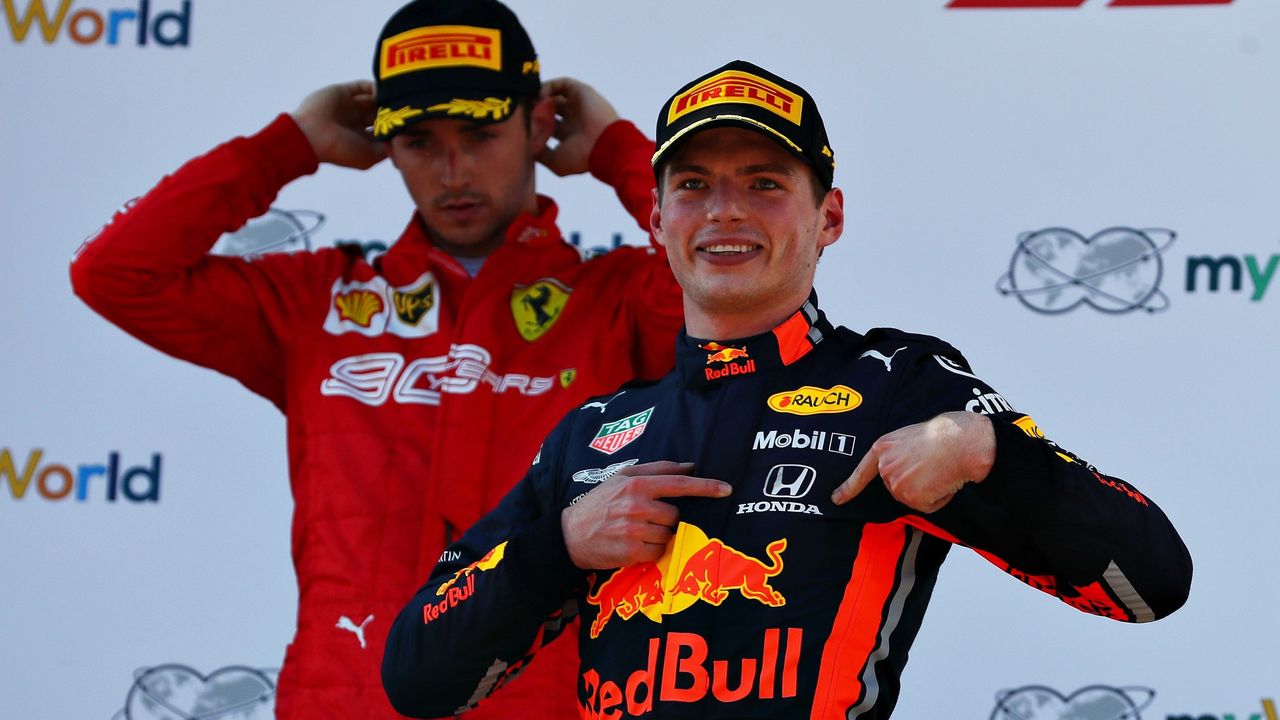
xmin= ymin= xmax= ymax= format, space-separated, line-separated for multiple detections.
xmin=70 ymin=114 xmax=682 ymax=720
xmin=382 ymin=294 xmax=1192 ymax=719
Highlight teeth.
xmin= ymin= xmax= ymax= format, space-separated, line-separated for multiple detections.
xmin=703 ymin=244 xmax=755 ymax=254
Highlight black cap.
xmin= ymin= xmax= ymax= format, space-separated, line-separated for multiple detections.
xmin=372 ymin=0 xmax=541 ymax=139
xmin=652 ymin=60 xmax=835 ymax=190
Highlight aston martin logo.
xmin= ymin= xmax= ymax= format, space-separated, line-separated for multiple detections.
xmin=511 ymin=279 xmax=571 ymax=341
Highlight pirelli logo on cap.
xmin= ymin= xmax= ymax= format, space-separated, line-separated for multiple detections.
xmin=380 ymin=25 xmax=502 ymax=80
xmin=667 ymin=70 xmax=803 ymax=126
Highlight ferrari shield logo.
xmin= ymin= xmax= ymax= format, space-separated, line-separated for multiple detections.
xmin=511 ymin=279 xmax=571 ymax=342
xmin=560 ymin=368 xmax=577 ymax=387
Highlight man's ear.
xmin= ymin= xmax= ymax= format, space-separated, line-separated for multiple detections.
xmin=384 ymin=138 xmax=400 ymax=170
xmin=816 ymin=187 xmax=844 ymax=252
xmin=649 ymin=187 xmax=666 ymax=247
xmin=528 ymin=95 xmax=556 ymax=154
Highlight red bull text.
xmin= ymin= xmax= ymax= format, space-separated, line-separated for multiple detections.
xmin=704 ymin=360 xmax=756 ymax=382
xmin=579 ymin=627 xmax=803 ymax=718
xmin=424 ymin=542 xmax=507 ymax=624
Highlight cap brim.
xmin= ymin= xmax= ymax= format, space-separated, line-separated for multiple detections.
xmin=651 ymin=114 xmax=808 ymax=170
xmin=373 ymin=90 xmax=522 ymax=138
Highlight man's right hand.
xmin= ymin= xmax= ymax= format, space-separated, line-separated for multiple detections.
xmin=292 ymin=81 xmax=387 ymax=170
xmin=561 ymin=461 xmax=731 ymax=570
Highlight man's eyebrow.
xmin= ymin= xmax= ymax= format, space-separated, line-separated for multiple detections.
xmin=395 ymin=120 xmax=491 ymax=137
xmin=740 ymin=162 xmax=797 ymax=177
xmin=665 ymin=163 xmax=710 ymax=177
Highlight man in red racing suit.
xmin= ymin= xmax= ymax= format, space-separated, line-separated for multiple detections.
xmin=380 ymin=61 xmax=1191 ymax=719
xmin=69 ymin=1 xmax=682 ymax=718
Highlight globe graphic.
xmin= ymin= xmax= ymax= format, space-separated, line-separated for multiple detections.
xmin=997 ymin=227 xmax=1175 ymax=314
xmin=123 ymin=665 xmax=275 ymax=720
xmin=211 ymin=208 xmax=324 ymax=258
xmin=990 ymin=685 xmax=1155 ymax=720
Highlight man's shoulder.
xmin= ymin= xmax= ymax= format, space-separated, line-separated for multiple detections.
xmin=829 ymin=325 xmax=962 ymax=356
xmin=568 ymin=375 xmax=670 ymax=424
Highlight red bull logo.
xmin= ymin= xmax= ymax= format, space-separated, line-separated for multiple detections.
xmin=579 ymin=627 xmax=803 ymax=718
xmin=704 ymin=360 xmax=756 ymax=381
xmin=699 ymin=342 xmax=756 ymax=381
xmin=700 ymin=341 xmax=749 ymax=365
xmin=587 ymin=523 xmax=786 ymax=639
xmin=424 ymin=542 xmax=507 ymax=624
xmin=379 ymin=25 xmax=502 ymax=79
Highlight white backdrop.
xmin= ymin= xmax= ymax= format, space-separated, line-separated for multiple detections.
xmin=2 ymin=1 xmax=1275 ymax=718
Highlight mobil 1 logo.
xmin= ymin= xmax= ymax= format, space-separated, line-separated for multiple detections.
xmin=752 ymin=428 xmax=855 ymax=456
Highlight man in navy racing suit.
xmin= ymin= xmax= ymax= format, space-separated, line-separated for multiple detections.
xmin=380 ymin=60 xmax=1193 ymax=719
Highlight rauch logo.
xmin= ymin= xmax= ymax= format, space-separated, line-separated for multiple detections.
xmin=4 ymin=0 xmax=192 ymax=46
xmin=1 ymin=448 xmax=161 ymax=503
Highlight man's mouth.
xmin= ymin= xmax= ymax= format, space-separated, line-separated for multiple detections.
xmin=700 ymin=243 xmax=758 ymax=255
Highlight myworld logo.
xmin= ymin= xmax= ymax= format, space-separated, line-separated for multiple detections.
xmin=4 ymin=0 xmax=192 ymax=46
xmin=1 ymin=448 xmax=162 ymax=503
xmin=996 ymin=227 xmax=1279 ymax=314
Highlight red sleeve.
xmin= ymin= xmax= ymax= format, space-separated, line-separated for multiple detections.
xmin=587 ymin=120 xmax=684 ymax=378
xmin=69 ymin=114 xmax=324 ymax=409
xmin=587 ymin=119 xmax=657 ymax=238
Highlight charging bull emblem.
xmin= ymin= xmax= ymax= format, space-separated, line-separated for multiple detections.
xmin=587 ymin=523 xmax=786 ymax=638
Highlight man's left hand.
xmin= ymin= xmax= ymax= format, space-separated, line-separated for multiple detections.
xmin=537 ymin=77 xmax=620 ymax=177
xmin=831 ymin=411 xmax=996 ymax=513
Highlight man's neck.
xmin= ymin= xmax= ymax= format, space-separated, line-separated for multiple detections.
xmin=683 ymin=289 xmax=814 ymax=340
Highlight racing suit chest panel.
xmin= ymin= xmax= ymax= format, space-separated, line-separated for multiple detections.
xmin=563 ymin=335 xmax=936 ymax=717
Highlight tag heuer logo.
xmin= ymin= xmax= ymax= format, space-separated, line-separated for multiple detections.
xmin=590 ymin=407 xmax=654 ymax=455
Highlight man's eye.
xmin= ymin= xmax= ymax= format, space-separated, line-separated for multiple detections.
xmin=676 ymin=178 xmax=706 ymax=190
xmin=754 ymin=178 xmax=780 ymax=190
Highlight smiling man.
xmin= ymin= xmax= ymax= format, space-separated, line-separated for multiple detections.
xmin=70 ymin=1 xmax=682 ymax=719
xmin=381 ymin=60 xmax=1192 ymax=719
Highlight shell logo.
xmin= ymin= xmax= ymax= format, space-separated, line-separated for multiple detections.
xmin=334 ymin=290 xmax=384 ymax=328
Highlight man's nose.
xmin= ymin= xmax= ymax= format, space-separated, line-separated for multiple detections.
xmin=705 ymin=182 xmax=745 ymax=223
xmin=437 ymin=146 xmax=473 ymax=188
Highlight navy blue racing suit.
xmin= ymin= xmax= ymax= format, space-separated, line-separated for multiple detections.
xmin=381 ymin=294 xmax=1192 ymax=719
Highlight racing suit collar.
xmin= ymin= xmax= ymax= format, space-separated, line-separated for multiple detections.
xmin=677 ymin=292 xmax=829 ymax=388
xmin=379 ymin=195 xmax=563 ymax=282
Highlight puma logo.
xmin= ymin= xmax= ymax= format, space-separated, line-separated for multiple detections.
xmin=336 ymin=614 xmax=374 ymax=649
xmin=581 ymin=391 xmax=625 ymax=413
xmin=859 ymin=346 xmax=907 ymax=372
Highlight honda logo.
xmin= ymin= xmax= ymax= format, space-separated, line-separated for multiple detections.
xmin=764 ymin=465 xmax=816 ymax=499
